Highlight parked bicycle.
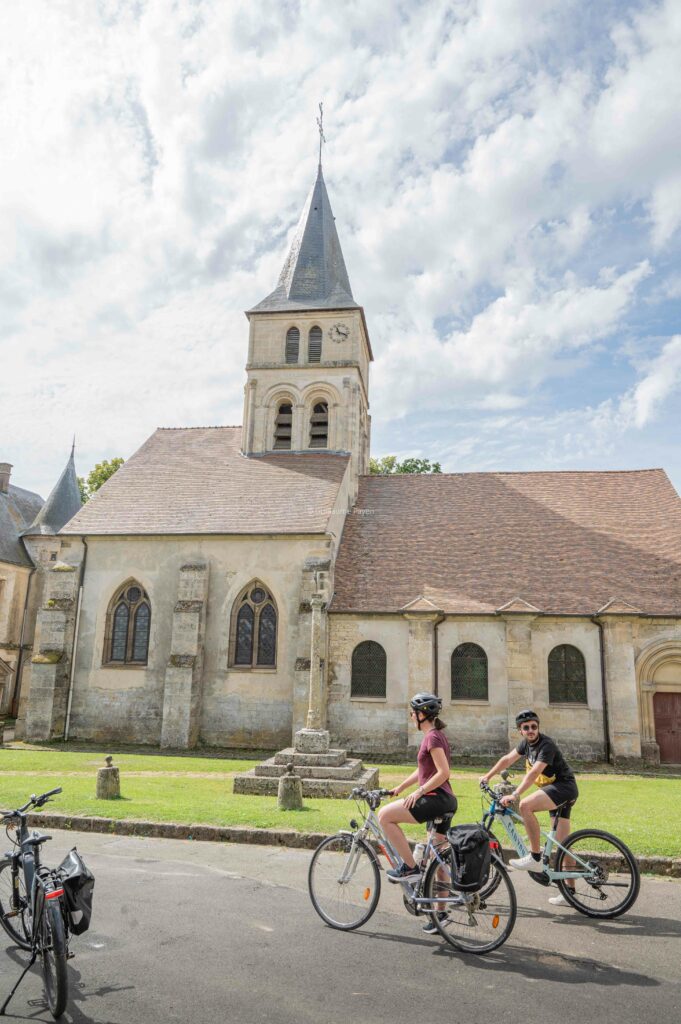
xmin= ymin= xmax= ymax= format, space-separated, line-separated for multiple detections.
xmin=479 ymin=772 xmax=640 ymax=918
xmin=0 ymin=788 xmax=95 ymax=1019
xmin=308 ymin=786 xmax=517 ymax=953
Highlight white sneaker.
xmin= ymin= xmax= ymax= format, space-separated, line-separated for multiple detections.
xmin=548 ymin=892 xmax=572 ymax=907
xmin=509 ymin=853 xmax=543 ymax=871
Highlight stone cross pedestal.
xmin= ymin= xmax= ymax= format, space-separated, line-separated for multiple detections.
xmin=96 ymin=756 xmax=121 ymax=800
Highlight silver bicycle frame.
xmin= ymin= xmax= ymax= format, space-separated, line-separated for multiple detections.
xmin=490 ymin=804 xmax=599 ymax=881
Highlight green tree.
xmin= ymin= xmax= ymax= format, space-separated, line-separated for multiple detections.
xmin=369 ymin=455 xmax=442 ymax=475
xmin=78 ymin=457 xmax=124 ymax=503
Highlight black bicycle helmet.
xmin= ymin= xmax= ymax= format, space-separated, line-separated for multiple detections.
xmin=410 ymin=692 xmax=443 ymax=719
xmin=515 ymin=708 xmax=539 ymax=727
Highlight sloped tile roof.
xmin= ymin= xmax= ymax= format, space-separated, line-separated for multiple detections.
xmin=330 ymin=470 xmax=681 ymax=616
xmin=0 ymin=485 xmax=44 ymax=567
xmin=60 ymin=427 xmax=350 ymax=536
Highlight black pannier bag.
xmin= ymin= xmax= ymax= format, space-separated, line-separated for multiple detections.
xmin=446 ymin=824 xmax=492 ymax=892
xmin=58 ymin=848 xmax=95 ymax=935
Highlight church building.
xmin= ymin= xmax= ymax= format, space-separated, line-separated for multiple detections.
xmin=17 ymin=160 xmax=681 ymax=766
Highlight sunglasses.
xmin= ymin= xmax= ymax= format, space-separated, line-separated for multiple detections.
xmin=520 ymin=724 xmax=538 ymax=732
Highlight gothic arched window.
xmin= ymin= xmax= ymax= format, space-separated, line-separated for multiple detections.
xmin=451 ymin=643 xmax=488 ymax=700
xmin=309 ymin=401 xmax=328 ymax=448
xmin=308 ymin=325 xmax=322 ymax=363
xmin=285 ymin=327 xmax=300 ymax=364
xmin=104 ymin=581 xmax=151 ymax=666
xmin=548 ymin=644 xmax=587 ymax=704
xmin=351 ymin=641 xmax=386 ymax=698
xmin=273 ymin=402 xmax=293 ymax=450
xmin=230 ymin=581 xmax=278 ymax=668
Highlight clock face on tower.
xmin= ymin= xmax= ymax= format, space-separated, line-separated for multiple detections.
xmin=329 ymin=322 xmax=350 ymax=343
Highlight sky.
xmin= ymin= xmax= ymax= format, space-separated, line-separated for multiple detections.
xmin=2 ymin=0 xmax=681 ymax=499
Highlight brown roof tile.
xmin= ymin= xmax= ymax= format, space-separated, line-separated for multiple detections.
xmin=61 ymin=427 xmax=349 ymax=536
xmin=330 ymin=470 xmax=681 ymax=616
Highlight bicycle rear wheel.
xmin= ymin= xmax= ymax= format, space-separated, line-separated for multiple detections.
xmin=308 ymin=833 xmax=380 ymax=930
xmin=424 ymin=847 xmax=517 ymax=954
xmin=40 ymin=897 xmax=68 ymax=1019
xmin=555 ymin=828 xmax=640 ymax=919
xmin=0 ymin=859 xmax=32 ymax=950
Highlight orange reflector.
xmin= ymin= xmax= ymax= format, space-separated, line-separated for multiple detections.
xmin=363 ymin=888 xmax=371 ymax=901
xmin=492 ymin=914 xmax=500 ymax=929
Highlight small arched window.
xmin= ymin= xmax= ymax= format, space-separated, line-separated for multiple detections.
xmin=104 ymin=581 xmax=151 ymax=666
xmin=351 ymin=641 xmax=386 ymax=698
xmin=285 ymin=327 xmax=300 ymax=364
xmin=451 ymin=643 xmax=488 ymax=700
xmin=273 ymin=402 xmax=293 ymax=450
xmin=230 ymin=581 xmax=277 ymax=669
xmin=548 ymin=644 xmax=587 ymax=704
xmin=308 ymin=326 xmax=322 ymax=363
xmin=309 ymin=401 xmax=328 ymax=448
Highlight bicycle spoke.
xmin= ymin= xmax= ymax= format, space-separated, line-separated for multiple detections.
xmin=556 ymin=829 xmax=640 ymax=919
xmin=308 ymin=835 xmax=380 ymax=930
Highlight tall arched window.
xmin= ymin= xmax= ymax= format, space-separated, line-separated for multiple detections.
xmin=230 ymin=581 xmax=277 ymax=668
xmin=548 ymin=644 xmax=587 ymax=704
xmin=308 ymin=325 xmax=322 ymax=363
xmin=309 ymin=401 xmax=328 ymax=448
xmin=351 ymin=641 xmax=386 ymax=698
xmin=104 ymin=581 xmax=151 ymax=665
xmin=451 ymin=643 xmax=488 ymax=700
xmin=285 ymin=327 xmax=300 ymax=364
xmin=273 ymin=402 xmax=293 ymax=449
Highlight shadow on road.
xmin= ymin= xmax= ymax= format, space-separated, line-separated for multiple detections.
xmin=1 ymin=942 xmax=133 ymax=1024
xmin=355 ymin=928 xmax=659 ymax=989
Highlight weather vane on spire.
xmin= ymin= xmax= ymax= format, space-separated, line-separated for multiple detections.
xmin=316 ymin=101 xmax=326 ymax=166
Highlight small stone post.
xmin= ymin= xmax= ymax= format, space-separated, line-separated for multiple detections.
xmin=0 ymin=717 xmax=5 ymax=747
xmin=277 ymin=764 xmax=303 ymax=810
xmin=96 ymin=755 xmax=120 ymax=800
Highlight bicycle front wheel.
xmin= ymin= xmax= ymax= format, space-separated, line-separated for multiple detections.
xmin=0 ymin=859 xmax=32 ymax=950
xmin=555 ymin=828 xmax=640 ymax=919
xmin=424 ymin=848 xmax=517 ymax=954
xmin=40 ymin=898 xmax=68 ymax=1019
xmin=308 ymin=833 xmax=381 ymax=930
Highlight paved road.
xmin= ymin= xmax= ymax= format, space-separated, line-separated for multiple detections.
xmin=0 ymin=830 xmax=679 ymax=1024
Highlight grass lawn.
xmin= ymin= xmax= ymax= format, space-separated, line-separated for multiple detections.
xmin=1 ymin=746 xmax=679 ymax=857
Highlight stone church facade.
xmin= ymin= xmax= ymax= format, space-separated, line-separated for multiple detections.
xmin=16 ymin=162 xmax=681 ymax=765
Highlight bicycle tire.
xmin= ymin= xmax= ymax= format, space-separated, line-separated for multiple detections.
xmin=308 ymin=833 xmax=381 ymax=930
xmin=555 ymin=828 xmax=640 ymax=919
xmin=0 ymin=858 xmax=32 ymax=950
xmin=40 ymin=897 xmax=68 ymax=1019
xmin=424 ymin=846 xmax=517 ymax=954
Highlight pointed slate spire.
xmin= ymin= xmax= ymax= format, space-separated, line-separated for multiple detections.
xmin=250 ymin=164 xmax=358 ymax=313
xmin=23 ymin=444 xmax=82 ymax=536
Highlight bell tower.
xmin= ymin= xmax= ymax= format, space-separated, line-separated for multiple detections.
xmin=242 ymin=159 xmax=372 ymax=480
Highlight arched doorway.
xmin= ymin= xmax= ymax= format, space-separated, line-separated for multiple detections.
xmin=637 ymin=641 xmax=681 ymax=764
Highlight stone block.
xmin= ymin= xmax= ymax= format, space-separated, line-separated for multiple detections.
xmin=277 ymin=766 xmax=304 ymax=810
xmin=273 ymin=747 xmax=346 ymax=767
xmin=254 ymin=757 xmax=364 ymax=780
xmin=294 ymin=728 xmax=330 ymax=753
xmin=233 ymin=764 xmax=379 ymax=798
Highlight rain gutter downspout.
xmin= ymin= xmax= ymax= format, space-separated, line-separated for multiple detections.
xmin=591 ymin=616 xmax=612 ymax=765
xmin=64 ymin=536 xmax=87 ymax=741
xmin=11 ymin=540 xmax=36 ymax=718
xmin=432 ymin=612 xmax=445 ymax=696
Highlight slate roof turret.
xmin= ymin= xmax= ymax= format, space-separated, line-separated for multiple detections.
xmin=23 ymin=445 xmax=82 ymax=537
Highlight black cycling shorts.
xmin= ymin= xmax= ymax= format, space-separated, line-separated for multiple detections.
xmin=542 ymin=781 xmax=579 ymax=820
xmin=409 ymin=789 xmax=458 ymax=834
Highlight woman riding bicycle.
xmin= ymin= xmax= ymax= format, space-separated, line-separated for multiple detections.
xmin=378 ymin=692 xmax=457 ymax=892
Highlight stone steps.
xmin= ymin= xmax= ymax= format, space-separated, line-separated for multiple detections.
xmin=273 ymin=748 xmax=347 ymax=767
xmin=253 ymin=757 xmax=365 ymax=780
xmin=233 ymin=765 xmax=379 ymax=799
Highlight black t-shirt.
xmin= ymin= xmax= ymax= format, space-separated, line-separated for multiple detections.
xmin=515 ymin=733 xmax=576 ymax=788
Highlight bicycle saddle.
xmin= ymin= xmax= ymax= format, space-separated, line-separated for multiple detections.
xmin=22 ymin=835 xmax=52 ymax=848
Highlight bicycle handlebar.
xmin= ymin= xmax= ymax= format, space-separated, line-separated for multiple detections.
xmin=2 ymin=787 xmax=63 ymax=819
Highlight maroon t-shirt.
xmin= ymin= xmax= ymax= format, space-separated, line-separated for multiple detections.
xmin=417 ymin=729 xmax=454 ymax=796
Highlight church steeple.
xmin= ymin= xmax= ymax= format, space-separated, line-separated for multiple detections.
xmin=249 ymin=164 xmax=358 ymax=313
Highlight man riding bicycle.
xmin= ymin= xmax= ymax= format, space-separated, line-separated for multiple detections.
xmin=479 ymin=709 xmax=579 ymax=908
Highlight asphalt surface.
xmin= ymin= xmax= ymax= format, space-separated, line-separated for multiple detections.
xmin=0 ymin=829 xmax=679 ymax=1024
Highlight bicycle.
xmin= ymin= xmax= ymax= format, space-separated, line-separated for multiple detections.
xmin=479 ymin=771 xmax=641 ymax=918
xmin=308 ymin=786 xmax=517 ymax=954
xmin=0 ymin=788 xmax=73 ymax=1018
